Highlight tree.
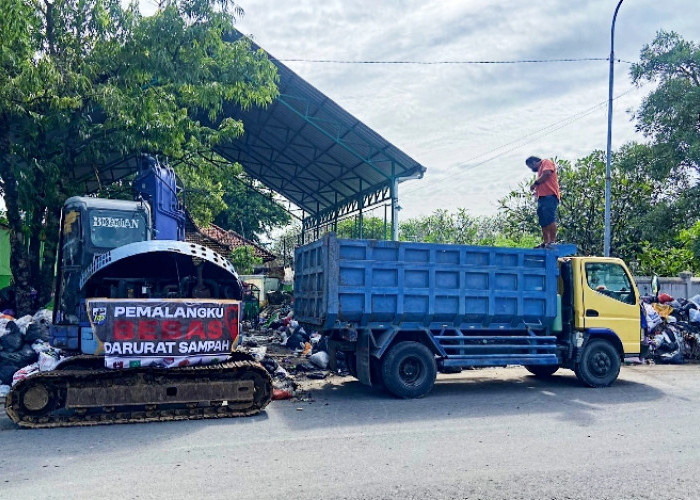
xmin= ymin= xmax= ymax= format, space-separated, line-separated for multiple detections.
xmin=631 ymin=30 xmax=700 ymax=179
xmin=336 ymin=216 xmax=391 ymax=240
xmin=398 ymin=209 xmax=537 ymax=247
xmin=0 ymin=0 xmax=278 ymax=314
xmin=229 ymin=246 xmax=262 ymax=275
xmin=212 ymin=172 xmax=291 ymax=243
xmin=637 ymin=221 xmax=700 ymax=276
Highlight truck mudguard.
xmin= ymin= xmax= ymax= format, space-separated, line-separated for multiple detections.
xmin=584 ymin=327 xmax=624 ymax=356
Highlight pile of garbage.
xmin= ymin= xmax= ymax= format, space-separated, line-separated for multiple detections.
xmin=240 ymin=308 xmax=349 ymax=401
xmin=0 ymin=309 xmax=66 ymax=396
xmin=642 ymin=292 xmax=700 ymax=364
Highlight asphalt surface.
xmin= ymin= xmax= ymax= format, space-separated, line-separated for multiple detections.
xmin=1 ymin=365 xmax=699 ymax=500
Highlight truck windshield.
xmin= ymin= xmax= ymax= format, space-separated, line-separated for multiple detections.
xmin=585 ymin=262 xmax=635 ymax=305
xmin=89 ymin=209 xmax=147 ymax=249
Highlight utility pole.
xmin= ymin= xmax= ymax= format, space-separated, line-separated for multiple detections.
xmin=604 ymin=0 xmax=624 ymax=257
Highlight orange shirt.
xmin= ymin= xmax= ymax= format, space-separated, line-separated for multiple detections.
xmin=535 ymin=159 xmax=560 ymax=200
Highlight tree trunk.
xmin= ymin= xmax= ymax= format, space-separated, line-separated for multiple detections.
xmin=38 ymin=203 xmax=61 ymax=308
xmin=0 ymin=155 xmax=33 ymax=316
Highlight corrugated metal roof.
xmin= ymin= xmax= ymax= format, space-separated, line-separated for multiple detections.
xmin=216 ymin=30 xmax=426 ymax=228
xmin=67 ymin=29 xmax=426 ymax=230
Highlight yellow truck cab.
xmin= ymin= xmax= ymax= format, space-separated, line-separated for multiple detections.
xmin=559 ymin=256 xmax=642 ymax=386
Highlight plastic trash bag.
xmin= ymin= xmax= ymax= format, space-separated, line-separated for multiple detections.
xmin=16 ymin=343 xmax=39 ymax=366
xmin=309 ymin=351 xmax=330 ymax=369
xmin=272 ymin=388 xmax=293 ymax=400
xmin=38 ymin=350 xmax=63 ymax=372
xmin=12 ymin=362 xmax=40 ymax=386
xmin=248 ymin=346 xmax=267 ymax=362
xmin=0 ymin=322 xmax=23 ymax=351
xmin=13 ymin=314 xmax=33 ymax=335
xmin=0 ymin=318 xmax=10 ymax=336
xmin=0 ymin=365 xmax=20 ymax=385
xmin=652 ymin=303 xmax=674 ymax=319
xmin=689 ymin=309 xmax=700 ymax=324
xmin=31 ymin=340 xmax=53 ymax=354
xmin=642 ymin=303 xmax=662 ymax=332
xmin=273 ymin=366 xmax=289 ymax=379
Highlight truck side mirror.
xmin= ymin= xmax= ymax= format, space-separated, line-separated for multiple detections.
xmin=651 ymin=274 xmax=659 ymax=297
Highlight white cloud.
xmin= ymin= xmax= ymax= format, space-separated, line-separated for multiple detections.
xmin=141 ymin=0 xmax=700 ymax=219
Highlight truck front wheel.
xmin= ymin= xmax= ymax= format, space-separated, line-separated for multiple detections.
xmin=575 ymin=339 xmax=620 ymax=387
xmin=381 ymin=342 xmax=436 ymax=398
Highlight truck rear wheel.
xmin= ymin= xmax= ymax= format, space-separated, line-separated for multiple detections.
xmin=381 ymin=342 xmax=436 ymax=398
xmin=524 ymin=364 xmax=559 ymax=377
xmin=575 ymin=339 xmax=620 ymax=387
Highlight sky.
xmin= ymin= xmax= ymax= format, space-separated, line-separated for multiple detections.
xmin=151 ymin=1 xmax=700 ymax=222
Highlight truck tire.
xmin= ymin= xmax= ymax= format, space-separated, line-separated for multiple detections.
xmin=524 ymin=364 xmax=559 ymax=377
xmin=381 ymin=341 xmax=436 ymax=398
xmin=575 ymin=339 xmax=620 ymax=388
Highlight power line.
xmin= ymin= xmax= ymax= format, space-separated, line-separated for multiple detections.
xmin=277 ymin=57 xmax=610 ymax=65
xmin=276 ymin=57 xmax=635 ymax=66
xmin=401 ymin=87 xmax=637 ymax=196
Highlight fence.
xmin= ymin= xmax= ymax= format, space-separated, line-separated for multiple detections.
xmin=635 ymin=272 xmax=700 ymax=300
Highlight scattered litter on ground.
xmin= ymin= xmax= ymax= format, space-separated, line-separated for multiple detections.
xmin=641 ymin=292 xmax=700 ymax=364
xmin=0 ymin=309 xmax=65 ymax=387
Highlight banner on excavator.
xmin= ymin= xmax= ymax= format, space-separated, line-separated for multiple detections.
xmin=86 ymin=298 xmax=241 ymax=369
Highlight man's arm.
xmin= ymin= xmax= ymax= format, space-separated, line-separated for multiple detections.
xmin=530 ymin=169 xmax=552 ymax=190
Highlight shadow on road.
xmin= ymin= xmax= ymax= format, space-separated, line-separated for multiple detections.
xmin=267 ymin=366 xmax=666 ymax=431
xmin=0 ymin=366 xmax=666 ymax=444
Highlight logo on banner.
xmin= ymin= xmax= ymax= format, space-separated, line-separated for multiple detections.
xmin=91 ymin=307 xmax=107 ymax=325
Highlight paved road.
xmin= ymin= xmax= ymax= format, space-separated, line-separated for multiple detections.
xmin=1 ymin=365 xmax=699 ymax=500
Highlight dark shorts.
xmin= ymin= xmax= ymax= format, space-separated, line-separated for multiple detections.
xmin=537 ymin=195 xmax=559 ymax=227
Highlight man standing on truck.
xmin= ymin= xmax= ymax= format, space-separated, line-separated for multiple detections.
xmin=526 ymin=156 xmax=560 ymax=249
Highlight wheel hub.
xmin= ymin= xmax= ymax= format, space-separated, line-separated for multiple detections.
xmin=23 ymin=384 xmax=50 ymax=412
xmin=399 ymin=357 xmax=421 ymax=384
xmin=590 ymin=352 xmax=611 ymax=376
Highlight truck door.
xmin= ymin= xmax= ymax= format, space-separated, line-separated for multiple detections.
xmin=581 ymin=261 xmax=641 ymax=355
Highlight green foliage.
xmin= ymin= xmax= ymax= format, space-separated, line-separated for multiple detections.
xmin=213 ymin=173 xmax=291 ymax=242
xmin=336 ymin=216 xmax=390 ymax=240
xmin=229 ymin=245 xmax=262 ymax=275
xmin=631 ymin=30 xmax=700 ymax=177
xmin=0 ymin=0 xmax=279 ymax=313
xmin=398 ymin=209 xmax=537 ymax=248
xmin=637 ymin=222 xmax=700 ymax=275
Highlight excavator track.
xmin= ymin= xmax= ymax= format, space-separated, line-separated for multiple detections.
xmin=5 ymin=353 xmax=272 ymax=429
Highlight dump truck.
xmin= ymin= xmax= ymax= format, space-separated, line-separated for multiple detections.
xmin=294 ymin=233 xmax=643 ymax=398
xmin=5 ymin=155 xmax=271 ymax=428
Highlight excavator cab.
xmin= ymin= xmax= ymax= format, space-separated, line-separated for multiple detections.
xmin=52 ymin=196 xmax=152 ymax=350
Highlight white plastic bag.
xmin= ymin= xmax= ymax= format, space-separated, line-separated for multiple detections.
xmin=32 ymin=339 xmax=53 ymax=354
xmin=689 ymin=308 xmax=700 ymax=324
xmin=12 ymin=362 xmax=40 ymax=386
xmin=643 ymin=303 xmax=662 ymax=332
xmin=38 ymin=350 xmax=63 ymax=372
xmin=249 ymin=346 xmax=267 ymax=362
xmin=14 ymin=315 xmax=33 ymax=335
xmin=0 ymin=318 xmax=9 ymax=337
xmin=309 ymin=351 xmax=330 ymax=369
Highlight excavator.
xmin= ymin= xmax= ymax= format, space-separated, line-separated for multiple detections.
xmin=5 ymin=155 xmax=272 ymax=428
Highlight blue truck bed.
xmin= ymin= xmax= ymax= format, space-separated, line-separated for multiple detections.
xmin=294 ymin=234 xmax=561 ymax=332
